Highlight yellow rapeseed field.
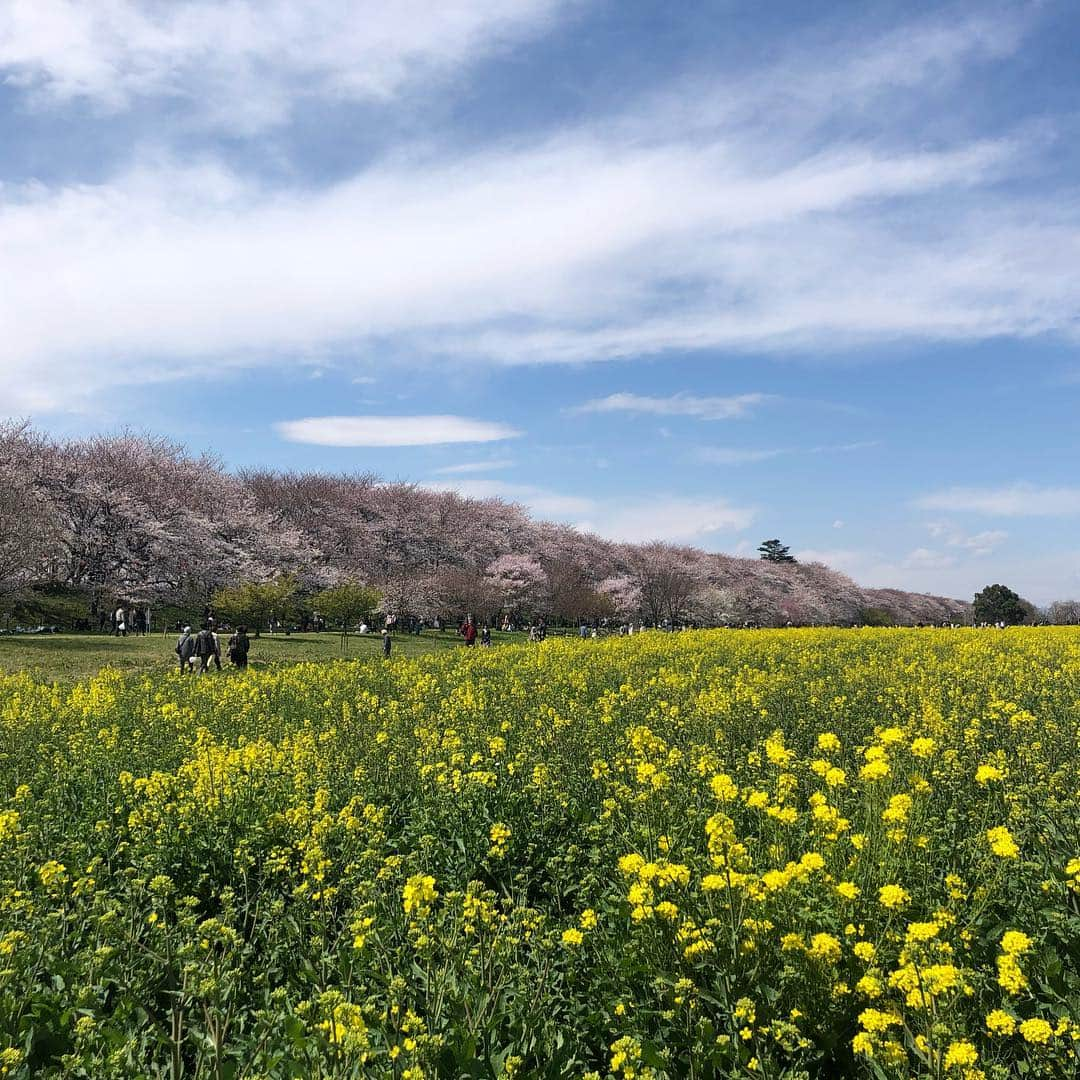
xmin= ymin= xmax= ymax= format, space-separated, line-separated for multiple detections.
xmin=0 ymin=628 xmax=1078 ymax=1078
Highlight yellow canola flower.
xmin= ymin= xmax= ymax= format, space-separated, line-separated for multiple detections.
xmin=808 ymin=933 xmax=842 ymax=963
xmin=987 ymin=826 xmax=1020 ymax=859
xmin=878 ymin=884 xmax=910 ymax=910
xmin=910 ymin=737 xmax=936 ymax=758
xmin=1000 ymin=930 xmax=1032 ymax=955
xmin=1019 ymin=1018 xmax=1054 ymax=1044
xmin=402 ymin=874 xmax=438 ymax=918
xmin=860 ymin=759 xmax=890 ymax=782
xmin=943 ymin=1040 xmax=978 ymax=1070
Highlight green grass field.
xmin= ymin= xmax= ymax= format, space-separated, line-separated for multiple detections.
xmin=0 ymin=628 xmax=521 ymax=682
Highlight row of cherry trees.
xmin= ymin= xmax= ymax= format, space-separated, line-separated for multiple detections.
xmin=0 ymin=423 xmax=971 ymax=627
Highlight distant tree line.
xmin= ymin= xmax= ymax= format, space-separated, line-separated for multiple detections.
xmin=0 ymin=422 xmax=979 ymax=630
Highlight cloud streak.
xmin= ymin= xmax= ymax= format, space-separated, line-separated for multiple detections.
xmin=917 ymin=484 xmax=1080 ymax=517
xmin=572 ymin=392 xmax=769 ymax=421
xmin=276 ymin=416 xmax=521 ymax=447
xmin=698 ymin=441 xmax=877 ymax=466
xmin=0 ymin=0 xmax=569 ymax=131
xmin=423 ymin=478 xmax=755 ymax=544
xmin=0 ymin=2 xmax=1073 ymax=412
xmin=431 ymin=459 xmax=516 ymax=475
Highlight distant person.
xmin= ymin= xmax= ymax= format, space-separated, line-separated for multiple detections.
xmin=480 ymin=626 xmax=491 ymax=647
xmin=382 ymin=628 xmax=392 ymax=658
xmin=175 ymin=626 xmax=195 ymax=674
xmin=227 ymin=625 xmax=250 ymax=669
xmin=358 ymin=621 xmax=369 ymax=634
xmin=194 ymin=624 xmax=219 ymax=674
xmin=114 ymin=605 xmax=126 ymax=637
xmin=460 ymin=619 xmax=477 ymax=646
xmin=579 ymin=623 xmax=588 ymax=639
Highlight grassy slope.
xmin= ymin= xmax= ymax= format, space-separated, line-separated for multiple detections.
xmin=0 ymin=629 xmax=523 ymax=683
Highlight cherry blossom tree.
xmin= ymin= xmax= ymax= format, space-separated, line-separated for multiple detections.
xmin=2 ymin=423 xmax=972 ymax=629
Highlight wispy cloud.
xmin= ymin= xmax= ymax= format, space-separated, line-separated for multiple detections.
xmin=424 ymin=478 xmax=755 ymax=544
xmin=698 ymin=447 xmax=785 ymax=465
xmin=584 ymin=497 xmax=756 ymax=544
xmin=903 ymin=547 xmax=958 ymax=570
xmin=0 ymin=0 xmax=569 ymax=132
xmin=420 ymin=479 xmax=595 ymax=518
xmin=926 ymin=521 xmax=1008 ymax=555
xmin=698 ymin=440 xmax=878 ymax=465
xmin=798 ymin=543 xmax=1080 ymax=606
xmin=573 ymin=392 xmax=769 ymax=421
xmin=431 ymin=459 xmax=515 ymax=475
xmin=276 ymin=415 xmax=521 ymax=447
xmin=917 ymin=484 xmax=1080 ymax=517
xmin=0 ymin=2 xmax=1069 ymax=412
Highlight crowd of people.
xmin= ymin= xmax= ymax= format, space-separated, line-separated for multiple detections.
xmin=96 ymin=600 xmax=774 ymax=679
xmin=105 ymin=605 xmax=150 ymax=636
xmin=174 ymin=618 xmax=250 ymax=675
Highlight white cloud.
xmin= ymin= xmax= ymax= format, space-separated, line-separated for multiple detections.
xmin=431 ymin=459 xmax=515 ymax=475
xmin=276 ymin=415 xmax=520 ymax=447
xmin=917 ymin=485 xmax=1080 ymax=517
xmin=573 ymin=392 xmax=769 ymax=421
xmin=925 ymin=521 xmax=1008 ymax=555
xmin=421 ymin=479 xmax=594 ymax=518
xmin=798 ymin=543 xmax=1080 ymax=608
xmin=589 ymin=497 xmax=755 ymax=544
xmin=903 ymin=547 xmax=957 ymax=570
xmin=832 ymin=519 xmax=844 ymax=529
xmin=0 ymin=0 xmax=568 ymax=131
xmin=0 ymin=3 xmax=1072 ymax=411
xmin=699 ymin=447 xmax=786 ymax=465
xmin=699 ymin=440 xmax=877 ymax=466
xmin=424 ymin=478 xmax=754 ymax=544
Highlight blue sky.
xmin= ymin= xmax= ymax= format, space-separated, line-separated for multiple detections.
xmin=2 ymin=0 xmax=1079 ymax=603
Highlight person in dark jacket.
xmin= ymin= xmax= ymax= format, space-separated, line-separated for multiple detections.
xmin=227 ymin=626 xmax=250 ymax=669
xmin=382 ymin=628 xmax=392 ymax=658
xmin=194 ymin=624 xmax=219 ymax=674
xmin=175 ymin=626 xmax=195 ymax=674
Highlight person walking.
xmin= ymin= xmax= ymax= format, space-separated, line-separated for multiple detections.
xmin=227 ymin=625 xmax=250 ymax=669
xmin=460 ymin=618 xmax=477 ymax=646
xmin=194 ymin=623 xmax=218 ymax=674
xmin=381 ymin=628 xmax=392 ymax=658
xmin=480 ymin=626 xmax=491 ymax=647
xmin=114 ymin=604 xmax=126 ymax=637
xmin=175 ymin=626 xmax=195 ymax=674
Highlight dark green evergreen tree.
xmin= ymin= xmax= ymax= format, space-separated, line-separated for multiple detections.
xmin=758 ymin=539 xmax=797 ymax=564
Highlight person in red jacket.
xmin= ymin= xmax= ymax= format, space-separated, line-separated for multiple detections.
xmin=459 ymin=617 xmax=477 ymax=646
